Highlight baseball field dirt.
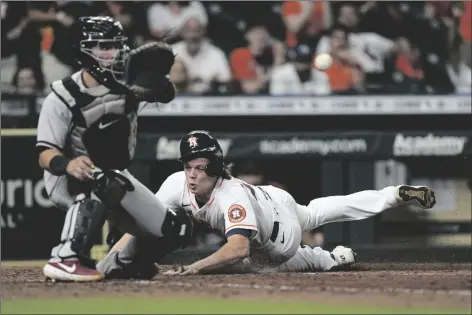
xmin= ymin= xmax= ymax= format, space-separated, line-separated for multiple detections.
xmin=2 ymin=262 xmax=471 ymax=314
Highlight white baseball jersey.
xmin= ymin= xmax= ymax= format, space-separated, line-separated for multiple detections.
xmin=155 ymin=172 xmax=302 ymax=267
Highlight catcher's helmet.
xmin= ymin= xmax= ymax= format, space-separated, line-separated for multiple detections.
xmin=179 ymin=131 xmax=224 ymax=177
xmin=70 ymin=16 xmax=130 ymax=85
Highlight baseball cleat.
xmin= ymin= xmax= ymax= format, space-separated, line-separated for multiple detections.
xmin=330 ymin=245 xmax=358 ymax=266
xmin=43 ymin=259 xmax=104 ymax=282
xmin=396 ymin=185 xmax=436 ymax=209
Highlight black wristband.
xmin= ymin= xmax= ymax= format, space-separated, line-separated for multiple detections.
xmin=49 ymin=155 xmax=69 ymax=176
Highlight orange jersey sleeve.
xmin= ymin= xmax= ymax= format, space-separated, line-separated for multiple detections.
xmin=460 ymin=1 xmax=472 ymax=43
xmin=230 ymin=48 xmax=258 ymax=80
xmin=324 ymin=60 xmax=355 ymax=92
xmin=282 ymin=1 xmax=302 ymax=16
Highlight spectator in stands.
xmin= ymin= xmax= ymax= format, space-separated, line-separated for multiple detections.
xmin=8 ymin=1 xmax=58 ymax=93
xmin=102 ymin=2 xmax=133 ymax=28
xmin=169 ymin=59 xmax=191 ymax=94
xmin=1 ymin=2 xmax=30 ymax=89
xmin=172 ymin=18 xmax=232 ymax=95
xmin=269 ymin=42 xmax=330 ymax=95
xmin=392 ymin=43 xmax=426 ymax=94
xmin=281 ymin=0 xmax=332 ymax=49
xmin=229 ymin=24 xmax=285 ymax=94
xmin=95 ymin=2 xmax=138 ymax=46
xmin=358 ymin=2 xmax=413 ymax=41
xmin=323 ymin=24 xmax=363 ymax=95
xmin=16 ymin=1 xmax=78 ymax=89
xmin=458 ymin=1 xmax=471 ymax=67
xmin=12 ymin=67 xmax=38 ymax=94
xmin=317 ymin=4 xmax=411 ymax=74
xmin=147 ymin=1 xmax=208 ymax=43
xmin=57 ymin=0 xmax=95 ymax=20
xmin=316 ymin=4 xmax=413 ymax=94
xmin=52 ymin=1 xmax=95 ymax=69
xmin=336 ymin=3 xmax=359 ymax=32
xmin=1 ymin=2 xmax=28 ymax=59
xmin=410 ymin=2 xmax=455 ymax=94
xmin=446 ymin=36 xmax=471 ymax=94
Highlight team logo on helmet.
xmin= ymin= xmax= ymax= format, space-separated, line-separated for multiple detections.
xmin=187 ymin=136 xmax=199 ymax=149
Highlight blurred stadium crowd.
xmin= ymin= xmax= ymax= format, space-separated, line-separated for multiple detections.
xmin=1 ymin=1 xmax=471 ymax=96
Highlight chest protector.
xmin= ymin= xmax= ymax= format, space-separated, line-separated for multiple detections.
xmin=51 ymin=75 xmax=139 ymax=171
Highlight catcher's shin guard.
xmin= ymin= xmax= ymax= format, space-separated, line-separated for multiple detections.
xmin=69 ymin=194 xmax=109 ymax=255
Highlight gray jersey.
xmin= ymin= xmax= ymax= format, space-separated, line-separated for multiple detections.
xmin=36 ymin=70 xmax=139 ymax=209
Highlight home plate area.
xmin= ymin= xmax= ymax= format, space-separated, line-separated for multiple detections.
xmin=2 ymin=262 xmax=471 ymax=312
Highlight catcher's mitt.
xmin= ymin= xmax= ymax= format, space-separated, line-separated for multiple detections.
xmin=125 ymin=41 xmax=176 ymax=103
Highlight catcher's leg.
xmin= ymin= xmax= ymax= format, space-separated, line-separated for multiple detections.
xmin=96 ymin=234 xmax=160 ymax=279
xmin=92 ymin=169 xmax=193 ymax=242
xmin=97 ymin=221 xmax=196 ymax=280
xmin=294 ymin=185 xmax=436 ymax=232
xmin=44 ymin=193 xmax=107 ymax=282
xmin=97 ymin=208 xmax=210 ymax=279
xmin=97 ymin=211 xmax=212 ymax=279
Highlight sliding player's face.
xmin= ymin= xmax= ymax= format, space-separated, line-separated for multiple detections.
xmin=184 ymin=158 xmax=217 ymax=196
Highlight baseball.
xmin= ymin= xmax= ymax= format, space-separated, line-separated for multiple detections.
xmin=314 ymin=53 xmax=333 ymax=71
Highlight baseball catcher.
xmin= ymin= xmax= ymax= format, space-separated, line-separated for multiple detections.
xmin=96 ymin=131 xmax=436 ymax=278
xmin=37 ymin=16 xmax=195 ymax=282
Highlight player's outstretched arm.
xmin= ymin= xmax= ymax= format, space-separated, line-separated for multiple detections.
xmin=164 ymin=234 xmax=250 ymax=275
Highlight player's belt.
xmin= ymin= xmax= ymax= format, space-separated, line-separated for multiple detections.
xmin=270 ymin=221 xmax=280 ymax=242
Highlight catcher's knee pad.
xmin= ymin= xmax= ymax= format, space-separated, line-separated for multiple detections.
xmin=160 ymin=207 xmax=195 ymax=250
xmin=92 ymin=169 xmax=134 ymax=209
xmin=70 ymin=194 xmax=109 ymax=255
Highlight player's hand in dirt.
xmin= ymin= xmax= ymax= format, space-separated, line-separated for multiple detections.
xmin=66 ymin=156 xmax=94 ymax=181
xmin=163 ymin=265 xmax=199 ymax=276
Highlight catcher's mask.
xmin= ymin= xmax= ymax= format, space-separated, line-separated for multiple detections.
xmin=179 ymin=130 xmax=224 ymax=177
xmin=71 ymin=16 xmax=130 ymax=83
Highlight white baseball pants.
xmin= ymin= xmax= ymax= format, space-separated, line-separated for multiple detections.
xmin=251 ymin=185 xmax=400 ymax=272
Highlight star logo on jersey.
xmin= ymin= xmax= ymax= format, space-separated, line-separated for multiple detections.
xmin=228 ymin=204 xmax=246 ymax=223
xmin=187 ymin=136 xmax=199 ymax=149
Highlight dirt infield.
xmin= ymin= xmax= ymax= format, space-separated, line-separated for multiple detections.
xmin=2 ymin=262 xmax=471 ymax=311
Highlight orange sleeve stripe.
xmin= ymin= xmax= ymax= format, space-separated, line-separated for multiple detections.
xmin=225 ymin=224 xmax=258 ymax=232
